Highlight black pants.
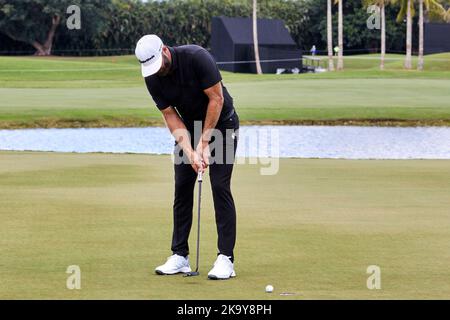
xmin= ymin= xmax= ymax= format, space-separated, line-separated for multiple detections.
xmin=171 ymin=112 xmax=239 ymax=259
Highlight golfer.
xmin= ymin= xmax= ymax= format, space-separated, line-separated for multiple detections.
xmin=135 ymin=35 xmax=239 ymax=280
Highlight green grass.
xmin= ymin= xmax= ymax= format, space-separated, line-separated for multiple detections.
xmin=0 ymin=53 xmax=450 ymax=128
xmin=0 ymin=152 xmax=449 ymax=299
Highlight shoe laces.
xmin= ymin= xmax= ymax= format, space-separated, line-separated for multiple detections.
xmin=214 ymin=254 xmax=231 ymax=266
xmin=167 ymin=254 xmax=184 ymax=265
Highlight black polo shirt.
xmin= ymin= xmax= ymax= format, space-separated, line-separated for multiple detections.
xmin=145 ymin=45 xmax=235 ymax=126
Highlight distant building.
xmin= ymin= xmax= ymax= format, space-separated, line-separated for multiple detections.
xmin=211 ymin=16 xmax=302 ymax=73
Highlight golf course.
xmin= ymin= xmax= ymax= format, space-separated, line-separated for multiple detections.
xmin=1 ymin=53 xmax=450 ymax=128
xmin=1 ymin=53 xmax=450 ymax=299
xmin=1 ymin=152 xmax=449 ymax=299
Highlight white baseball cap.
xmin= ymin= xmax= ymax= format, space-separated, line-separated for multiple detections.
xmin=135 ymin=34 xmax=164 ymax=77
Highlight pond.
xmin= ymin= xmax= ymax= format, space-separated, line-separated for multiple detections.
xmin=0 ymin=126 xmax=449 ymax=159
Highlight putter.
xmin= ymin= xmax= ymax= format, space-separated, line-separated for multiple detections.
xmin=184 ymin=168 xmax=203 ymax=277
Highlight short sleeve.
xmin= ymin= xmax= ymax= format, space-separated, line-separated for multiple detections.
xmin=145 ymin=77 xmax=170 ymax=110
xmin=193 ymin=49 xmax=222 ymax=90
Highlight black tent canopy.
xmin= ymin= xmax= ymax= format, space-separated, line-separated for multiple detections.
xmin=424 ymin=23 xmax=450 ymax=54
xmin=211 ymin=16 xmax=302 ymax=73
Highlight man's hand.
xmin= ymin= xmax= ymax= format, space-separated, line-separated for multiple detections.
xmin=189 ymin=149 xmax=205 ymax=173
xmin=195 ymin=140 xmax=210 ymax=170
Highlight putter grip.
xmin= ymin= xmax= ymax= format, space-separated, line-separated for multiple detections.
xmin=198 ymin=170 xmax=203 ymax=182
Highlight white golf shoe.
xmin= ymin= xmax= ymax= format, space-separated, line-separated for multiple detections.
xmin=155 ymin=254 xmax=191 ymax=275
xmin=208 ymin=254 xmax=236 ymax=280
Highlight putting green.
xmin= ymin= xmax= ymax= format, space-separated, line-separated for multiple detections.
xmin=0 ymin=152 xmax=449 ymax=299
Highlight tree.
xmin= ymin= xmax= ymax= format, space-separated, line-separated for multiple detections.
xmin=0 ymin=0 xmax=107 ymax=56
xmin=394 ymin=0 xmax=446 ymax=70
xmin=403 ymin=0 xmax=414 ymax=69
xmin=327 ymin=0 xmax=335 ymax=71
xmin=380 ymin=1 xmax=387 ymax=70
xmin=392 ymin=0 xmax=415 ymax=69
xmin=0 ymin=0 xmax=410 ymax=57
xmin=417 ymin=0 xmax=447 ymax=70
xmin=418 ymin=0 xmax=425 ymax=70
xmin=336 ymin=0 xmax=344 ymax=70
xmin=363 ymin=0 xmax=392 ymax=70
xmin=253 ymin=0 xmax=263 ymax=74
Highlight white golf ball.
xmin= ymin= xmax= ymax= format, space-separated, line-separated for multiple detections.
xmin=265 ymin=285 xmax=274 ymax=293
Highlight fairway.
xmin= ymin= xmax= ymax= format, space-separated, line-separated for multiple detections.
xmin=1 ymin=152 xmax=449 ymax=299
xmin=1 ymin=54 xmax=450 ymax=128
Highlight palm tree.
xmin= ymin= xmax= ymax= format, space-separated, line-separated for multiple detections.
xmin=364 ymin=0 xmax=389 ymax=70
xmin=444 ymin=7 xmax=450 ymax=22
xmin=418 ymin=0 xmax=425 ymax=70
xmin=252 ymin=0 xmax=262 ymax=75
xmin=393 ymin=0 xmax=413 ymax=69
xmin=404 ymin=0 xmax=413 ymax=69
xmin=418 ymin=0 xmax=446 ymax=70
xmin=380 ymin=1 xmax=386 ymax=70
xmin=336 ymin=0 xmax=344 ymax=70
xmin=446 ymin=7 xmax=450 ymax=22
xmin=327 ymin=0 xmax=335 ymax=71
xmin=396 ymin=0 xmax=446 ymax=70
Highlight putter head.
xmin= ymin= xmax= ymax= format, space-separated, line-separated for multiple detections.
xmin=183 ymin=271 xmax=200 ymax=277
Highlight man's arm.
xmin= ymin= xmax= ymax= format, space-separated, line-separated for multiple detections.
xmin=196 ymin=82 xmax=224 ymax=165
xmin=161 ymin=107 xmax=203 ymax=173
xmin=202 ymin=82 xmax=224 ymax=141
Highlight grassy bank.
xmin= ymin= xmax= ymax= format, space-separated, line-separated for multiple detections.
xmin=0 ymin=152 xmax=449 ymax=299
xmin=0 ymin=53 xmax=449 ymax=128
